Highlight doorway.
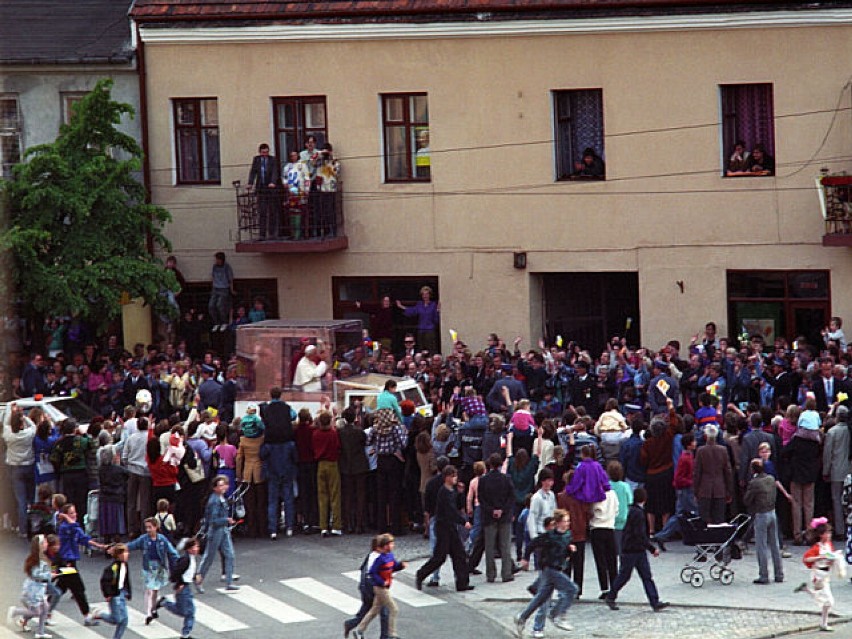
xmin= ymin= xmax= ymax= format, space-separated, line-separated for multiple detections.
xmin=540 ymin=272 xmax=640 ymax=350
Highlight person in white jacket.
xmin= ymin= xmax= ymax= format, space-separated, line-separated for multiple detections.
xmin=293 ymin=344 xmax=328 ymax=393
xmin=590 ymin=488 xmax=619 ymax=599
xmin=527 ymin=469 xmax=556 ymax=542
xmin=3 ymin=403 xmax=36 ymax=537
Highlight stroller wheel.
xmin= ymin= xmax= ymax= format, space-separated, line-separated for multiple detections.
xmin=709 ymin=564 xmax=723 ymax=580
xmin=680 ymin=568 xmax=694 ymax=584
xmin=690 ymin=572 xmax=705 ymax=588
xmin=719 ymin=569 xmax=734 ymax=585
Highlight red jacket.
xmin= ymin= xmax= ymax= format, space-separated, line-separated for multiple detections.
xmin=148 ymin=456 xmax=178 ymax=488
xmin=312 ymin=427 xmax=341 ymax=463
xmin=673 ymin=450 xmax=694 ymax=489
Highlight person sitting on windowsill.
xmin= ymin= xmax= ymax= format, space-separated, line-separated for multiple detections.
xmin=572 ymin=147 xmax=606 ymax=179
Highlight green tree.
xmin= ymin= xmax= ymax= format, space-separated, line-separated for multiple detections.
xmin=0 ymin=78 xmax=176 ymax=334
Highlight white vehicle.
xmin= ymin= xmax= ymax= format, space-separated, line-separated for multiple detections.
xmin=0 ymin=396 xmax=99 ymax=432
xmin=234 ymin=319 xmax=432 ymax=416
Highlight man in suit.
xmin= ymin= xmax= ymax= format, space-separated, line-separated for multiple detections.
xmin=693 ymin=424 xmax=733 ymax=524
xmin=473 ymin=453 xmax=516 ymax=582
xmin=247 ymin=143 xmax=281 ymax=239
xmin=813 ymin=357 xmax=841 ymax=413
xmin=122 ymin=360 xmax=149 ymax=408
xmin=763 ymin=357 xmax=794 ymax=409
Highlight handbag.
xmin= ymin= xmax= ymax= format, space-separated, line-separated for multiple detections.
xmin=36 ymin=454 xmax=55 ymax=477
xmin=185 ymin=461 xmax=205 ymax=484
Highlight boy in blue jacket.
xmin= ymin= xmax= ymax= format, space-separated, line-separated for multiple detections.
xmin=352 ymin=534 xmax=407 ymax=639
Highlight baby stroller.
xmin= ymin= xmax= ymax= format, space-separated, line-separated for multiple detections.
xmin=229 ymin=481 xmax=249 ymax=535
xmin=679 ymin=513 xmax=751 ymax=587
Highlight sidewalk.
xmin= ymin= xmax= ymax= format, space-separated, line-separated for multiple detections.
xmin=407 ymin=540 xmax=852 ymax=639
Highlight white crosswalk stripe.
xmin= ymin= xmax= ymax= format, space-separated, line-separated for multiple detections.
xmin=216 ymin=584 xmax=314 ymax=623
xmin=40 ymin=571 xmax=444 ymax=638
xmin=192 ymin=599 xmax=250 ymax=632
xmin=47 ymin=611 xmax=104 ymax=639
xmin=342 ymin=571 xmax=446 ymax=608
xmin=280 ymin=577 xmax=362 ymax=615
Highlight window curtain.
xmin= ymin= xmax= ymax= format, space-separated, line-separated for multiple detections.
xmin=570 ymin=90 xmax=605 ymax=162
xmin=722 ymin=84 xmax=774 ymax=157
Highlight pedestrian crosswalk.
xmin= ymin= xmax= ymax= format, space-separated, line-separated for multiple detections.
xmin=29 ymin=572 xmax=445 ymax=639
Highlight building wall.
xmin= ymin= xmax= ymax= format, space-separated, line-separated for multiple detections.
xmin=0 ymin=68 xmax=141 ymax=151
xmin=141 ymin=22 xmax=852 ymax=350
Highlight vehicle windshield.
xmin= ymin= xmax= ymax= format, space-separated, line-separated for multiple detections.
xmin=48 ymin=398 xmax=98 ymax=423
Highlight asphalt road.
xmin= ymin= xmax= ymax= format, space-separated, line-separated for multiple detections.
xmin=0 ymin=529 xmax=503 ymax=639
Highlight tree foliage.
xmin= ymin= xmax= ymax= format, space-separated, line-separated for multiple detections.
xmin=0 ymin=79 xmax=176 ymax=330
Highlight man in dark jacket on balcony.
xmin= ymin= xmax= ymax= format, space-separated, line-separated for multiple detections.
xmin=248 ymin=143 xmax=281 ymax=239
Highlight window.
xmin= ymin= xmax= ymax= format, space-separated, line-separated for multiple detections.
xmin=553 ymin=89 xmax=605 ymax=180
xmin=381 ymin=93 xmax=429 ymax=181
xmin=173 ymin=98 xmax=220 ymax=184
xmin=61 ymin=92 xmax=88 ymax=125
xmin=727 ymin=270 xmax=829 ymax=346
xmin=0 ymin=96 xmax=22 ymax=178
xmin=721 ymin=83 xmax=775 ymax=176
xmin=272 ymin=97 xmax=327 ymax=161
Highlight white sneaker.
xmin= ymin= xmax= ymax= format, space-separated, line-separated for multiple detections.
xmin=331 ymin=529 xmax=343 ymax=536
xmin=220 ymin=574 xmax=240 ymax=581
xmin=514 ymin=612 xmax=525 ymax=638
xmin=270 ymin=533 xmax=277 ymax=540
xmin=531 ymin=631 xmax=545 ymax=639
xmin=286 ymin=528 xmax=293 ymax=537
xmin=552 ymin=615 xmax=573 ymax=631
xmin=34 ymin=633 xmax=52 ymax=639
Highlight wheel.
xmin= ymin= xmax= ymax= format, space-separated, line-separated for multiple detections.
xmin=690 ymin=571 xmax=705 ymax=588
xmin=680 ymin=568 xmax=694 ymax=584
xmin=709 ymin=564 xmax=723 ymax=580
xmin=720 ymin=570 xmax=734 ymax=585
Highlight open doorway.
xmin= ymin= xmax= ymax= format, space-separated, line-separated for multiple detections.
xmin=540 ymin=272 xmax=640 ymax=350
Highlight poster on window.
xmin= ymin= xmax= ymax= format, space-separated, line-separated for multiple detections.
xmin=742 ymin=318 xmax=775 ymax=343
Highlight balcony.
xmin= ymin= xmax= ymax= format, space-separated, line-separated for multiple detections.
xmin=817 ymin=175 xmax=852 ymax=247
xmin=233 ymin=182 xmax=348 ymax=253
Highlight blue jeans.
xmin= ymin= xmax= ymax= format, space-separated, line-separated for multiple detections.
xmin=520 ymin=567 xmax=578 ymax=632
xmin=428 ymin=518 xmax=440 ymax=583
xmin=754 ymin=511 xmax=784 ymax=582
xmin=656 ymin=487 xmax=697 ymax=542
xmin=467 ymin=505 xmax=482 ymax=553
xmin=99 ymin=590 xmax=129 ymax=639
xmin=268 ymin=468 xmax=296 ymax=533
xmin=344 ymin=580 xmax=389 ymax=639
xmin=208 ymin=288 xmax=231 ymax=326
xmin=11 ymin=464 xmax=34 ymax=532
xmin=199 ymin=526 xmax=235 ymax=585
xmin=163 ymin=586 xmax=195 ymax=638
xmin=608 ymin=552 xmax=660 ymax=606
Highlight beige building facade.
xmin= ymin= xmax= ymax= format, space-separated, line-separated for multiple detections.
xmin=133 ymin=2 xmax=852 ymax=353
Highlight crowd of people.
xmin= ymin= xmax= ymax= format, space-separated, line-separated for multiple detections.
xmin=5 ymin=310 xmax=852 ymax=636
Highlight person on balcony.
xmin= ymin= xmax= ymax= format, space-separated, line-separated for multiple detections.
xmin=314 ymin=143 xmax=341 ymax=238
xmin=247 ymin=143 xmax=281 ymax=239
xmin=283 ymin=151 xmax=309 ymax=240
